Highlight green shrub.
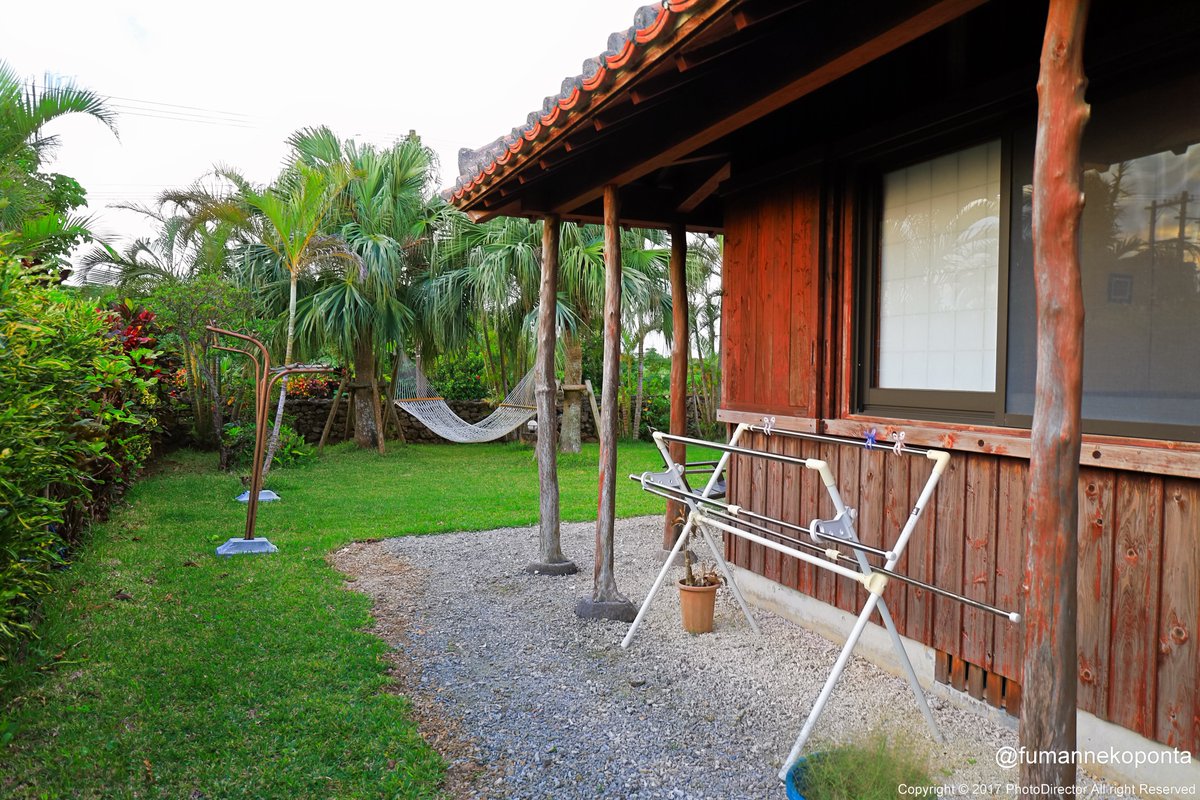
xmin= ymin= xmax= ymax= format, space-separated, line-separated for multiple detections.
xmin=793 ymin=733 xmax=934 ymax=800
xmin=220 ymin=420 xmax=313 ymax=470
xmin=428 ymin=350 xmax=489 ymax=401
xmin=0 ymin=256 xmax=158 ymax=646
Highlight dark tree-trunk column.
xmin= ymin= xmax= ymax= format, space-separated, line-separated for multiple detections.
xmin=664 ymin=222 xmax=689 ymax=551
xmin=1021 ymin=0 xmax=1090 ymax=789
xmin=352 ymin=338 xmax=382 ymax=451
xmin=577 ymin=184 xmax=636 ymax=621
xmin=528 ymin=214 xmax=576 ymax=576
xmin=560 ymin=329 xmax=583 ymax=453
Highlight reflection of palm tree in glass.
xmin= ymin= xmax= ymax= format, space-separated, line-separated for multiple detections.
xmin=1074 ymin=153 xmax=1199 ymax=424
xmin=885 ymin=195 xmax=999 ymax=310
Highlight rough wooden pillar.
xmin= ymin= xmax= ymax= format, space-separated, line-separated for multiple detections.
xmin=663 ymin=222 xmax=689 ymax=551
xmin=1021 ymin=0 xmax=1089 ymax=789
xmin=577 ymin=185 xmax=636 ymax=621
xmin=529 ymin=214 xmax=576 ymax=575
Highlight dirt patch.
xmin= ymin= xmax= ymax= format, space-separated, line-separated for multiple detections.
xmin=331 ymin=540 xmax=501 ymax=799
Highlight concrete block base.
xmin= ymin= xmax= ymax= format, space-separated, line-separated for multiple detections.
xmin=236 ymin=490 xmax=280 ymax=503
xmin=216 ymin=537 xmax=279 ymax=556
xmin=575 ymin=597 xmax=637 ymax=622
xmin=524 ymin=560 xmax=579 ymax=576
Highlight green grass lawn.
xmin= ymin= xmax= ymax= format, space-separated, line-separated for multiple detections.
xmin=0 ymin=439 xmax=710 ymax=799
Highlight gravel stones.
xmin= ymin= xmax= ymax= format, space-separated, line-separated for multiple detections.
xmin=337 ymin=516 xmax=1097 ymax=799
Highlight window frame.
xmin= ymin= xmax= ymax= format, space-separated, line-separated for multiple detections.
xmin=853 ymin=124 xmax=1200 ymax=444
xmin=856 ymin=131 xmax=1014 ymax=426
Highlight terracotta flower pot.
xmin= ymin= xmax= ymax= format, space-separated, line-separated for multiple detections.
xmin=677 ymin=579 xmax=719 ymax=634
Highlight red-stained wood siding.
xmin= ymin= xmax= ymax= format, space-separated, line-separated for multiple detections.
xmin=724 ymin=437 xmax=1199 ymax=755
xmin=721 ymin=174 xmax=821 ymax=418
xmin=719 ymin=168 xmax=1199 ymax=755
xmin=1157 ymin=480 xmax=1199 ymax=754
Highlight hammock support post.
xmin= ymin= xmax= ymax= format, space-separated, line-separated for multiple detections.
xmin=528 ymin=213 xmax=577 ymax=576
xmin=664 ymin=221 xmax=689 ymax=554
xmin=577 ymin=184 xmax=636 ymax=622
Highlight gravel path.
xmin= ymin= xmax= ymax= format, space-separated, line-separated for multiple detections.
xmin=333 ymin=516 xmax=1099 ymax=800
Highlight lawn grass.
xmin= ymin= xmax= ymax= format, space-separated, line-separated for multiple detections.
xmin=0 ymin=439 xmax=712 ymax=799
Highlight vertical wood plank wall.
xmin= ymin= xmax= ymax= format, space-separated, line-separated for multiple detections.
xmin=720 ymin=176 xmax=1200 ymax=756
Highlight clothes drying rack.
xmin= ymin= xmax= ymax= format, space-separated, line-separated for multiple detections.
xmin=622 ymin=420 xmax=1021 ymax=781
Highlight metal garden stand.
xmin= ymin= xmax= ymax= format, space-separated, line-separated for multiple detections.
xmin=206 ymin=325 xmax=335 ymax=556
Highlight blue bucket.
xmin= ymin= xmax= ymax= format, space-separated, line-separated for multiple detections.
xmin=784 ymin=755 xmax=814 ymax=800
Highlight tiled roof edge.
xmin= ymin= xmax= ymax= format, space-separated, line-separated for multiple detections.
xmin=445 ymin=1 xmax=706 ymax=204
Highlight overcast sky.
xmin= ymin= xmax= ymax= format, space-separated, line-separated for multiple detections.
xmin=2 ymin=1 xmax=646 ymax=252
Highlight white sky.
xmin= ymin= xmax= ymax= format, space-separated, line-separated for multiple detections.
xmin=1 ymin=0 xmax=646 ymax=253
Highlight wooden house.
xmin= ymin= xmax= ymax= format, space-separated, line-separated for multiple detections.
xmin=448 ymin=0 xmax=1199 ymax=788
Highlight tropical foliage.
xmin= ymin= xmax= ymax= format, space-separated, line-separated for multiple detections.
xmin=0 ymin=61 xmax=116 ymax=271
xmin=145 ymin=275 xmax=258 ymax=466
xmin=0 ymin=254 xmax=159 ymax=647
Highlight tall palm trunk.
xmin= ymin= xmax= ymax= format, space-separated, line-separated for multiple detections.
xmin=560 ymin=328 xmax=583 ymax=453
xmin=632 ymin=335 xmax=645 ymax=439
xmin=262 ymin=273 xmax=297 ymax=475
xmin=185 ymin=345 xmax=209 ymax=442
xmin=352 ymin=336 xmax=383 ymax=450
xmin=477 ymin=326 xmax=499 ymax=392
xmin=496 ymin=326 xmax=511 ymax=397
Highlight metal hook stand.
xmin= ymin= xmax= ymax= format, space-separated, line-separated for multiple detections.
xmin=622 ymin=422 xmax=1021 ymax=782
xmin=206 ymin=325 xmax=336 ymax=556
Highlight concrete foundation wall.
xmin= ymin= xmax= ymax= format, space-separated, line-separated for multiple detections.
xmin=728 ymin=565 xmax=1200 ymax=794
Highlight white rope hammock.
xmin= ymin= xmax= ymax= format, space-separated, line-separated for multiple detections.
xmin=392 ymin=354 xmax=537 ymax=443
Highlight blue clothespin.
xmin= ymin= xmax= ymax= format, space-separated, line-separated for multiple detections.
xmin=865 ymin=427 xmax=877 ymax=451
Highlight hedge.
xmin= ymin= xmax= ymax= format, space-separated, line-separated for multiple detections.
xmin=0 ymin=257 xmax=158 ymax=648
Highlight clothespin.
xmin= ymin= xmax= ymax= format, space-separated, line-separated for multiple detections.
xmin=891 ymin=430 xmax=906 ymax=455
xmin=865 ymin=427 xmax=877 ymax=451
xmin=762 ymin=416 xmax=776 ymax=436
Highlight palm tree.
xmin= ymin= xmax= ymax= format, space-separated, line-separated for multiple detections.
xmin=557 ymin=224 xmax=667 ymax=448
xmin=226 ymin=161 xmax=358 ymax=471
xmin=287 ymin=127 xmax=439 ymax=451
xmin=0 ymin=61 xmax=117 ymax=267
xmin=419 ymin=214 xmax=544 ymax=394
xmin=621 ymin=233 xmax=672 ymax=438
xmin=685 ymin=234 xmax=723 ymax=434
xmin=75 ymin=190 xmax=243 ymax=289
xmin=423 ymin=216 xmax=669 ymax=450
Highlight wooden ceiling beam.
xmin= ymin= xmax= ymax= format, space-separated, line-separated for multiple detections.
xmin=550 ymin=0 xmax=988 ymax=215
xmin=676 ymin=0 xmax=812 ymax=72
xmin=667 ymin=152 xmax=730 ymax=167
xmin=677 ymin=162 xmax=731 ymax=213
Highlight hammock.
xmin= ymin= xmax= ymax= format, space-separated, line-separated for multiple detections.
xmin=393 ymin=354 xmax=537 ymax=443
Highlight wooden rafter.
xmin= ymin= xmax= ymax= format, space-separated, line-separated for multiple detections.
xmin=550 ymin=0 xmax=987 ymax=215
xmin=733 ymin=0 xmax=813 ymax=31
xmin=677 ymin=161 xmax=731 ymax=213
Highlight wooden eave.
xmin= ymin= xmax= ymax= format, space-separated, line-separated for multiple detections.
xmin=450 ymin=0 xmax=989 ymax=230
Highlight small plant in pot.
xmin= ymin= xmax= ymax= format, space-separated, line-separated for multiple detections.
xmin=678 ymin=536 xmax=722 ymax=634
xmin=784 ymin=732 xmax=934 ymax=800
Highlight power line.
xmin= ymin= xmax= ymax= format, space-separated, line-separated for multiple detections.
xmin=108 ymin=107 xmax=258 ymax=129
xmin=29 ymin=81 xmax=257 ymax=121
xmin=108 ymin=104 xmax=257 ymax=128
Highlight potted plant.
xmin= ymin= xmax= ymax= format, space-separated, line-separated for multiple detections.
xmin=677 ymin=539 xmax=722 ymax=634
xmin=784 ymin=733 xmax=933 ymax=800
